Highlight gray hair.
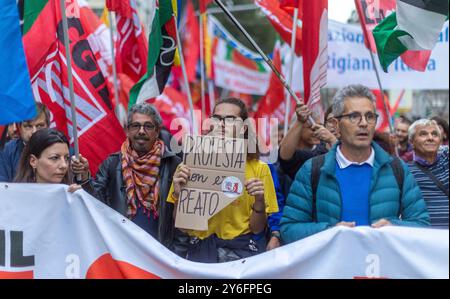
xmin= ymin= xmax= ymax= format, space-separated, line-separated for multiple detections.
xmin=127 ymin=102 xmax=163 ymax=128
xmin=332 ymin=84 xmax=376 ymax=116
xmin=408 ymin=119 xmax=442 ymax=141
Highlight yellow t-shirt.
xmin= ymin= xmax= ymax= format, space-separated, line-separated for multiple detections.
xmin=167 ymin=159 xmax=278 ymax=240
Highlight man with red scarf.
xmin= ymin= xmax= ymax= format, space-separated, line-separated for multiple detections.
xmin=73 ymin=103 xmax=181 ymax=250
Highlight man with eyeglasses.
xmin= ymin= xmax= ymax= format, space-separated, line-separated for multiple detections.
xmin=280 ymin=84 xmax=430 ymax=243
xmin=279 ymin=105 xmax=339 ymax=180
xmin=72 ymin=103 xmax=182 ymax=251
xmin=0 ymin=102 xmax=50 ymax=182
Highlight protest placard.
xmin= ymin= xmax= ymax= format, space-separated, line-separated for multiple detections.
xmin=175 ymin=135 xmax=247 ymax=230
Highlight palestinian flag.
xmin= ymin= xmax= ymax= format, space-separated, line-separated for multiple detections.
xmin=373 ymin=0 xmax=449 ymax=72
xmin=129 ymin=0 xmax=177 ymax=107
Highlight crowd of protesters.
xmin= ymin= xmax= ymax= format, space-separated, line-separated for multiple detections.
xmin=0 ymin=84 xmax=448 ymax=263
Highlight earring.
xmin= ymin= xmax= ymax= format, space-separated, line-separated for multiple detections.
xmin=32 ymin=167 xmax=37 ymax=182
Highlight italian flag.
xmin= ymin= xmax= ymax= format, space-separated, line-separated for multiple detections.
xmin=129 ymin=0 xmax=177 ymax=107
xmin=373 ymin=0 xmax=449 ymax=72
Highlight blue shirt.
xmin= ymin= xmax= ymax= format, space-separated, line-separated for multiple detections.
xmin=335 ymin=164 xmax=372 ymax=226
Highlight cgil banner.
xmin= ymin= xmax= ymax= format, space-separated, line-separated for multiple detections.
xmin=0 ymin=183 xmax=448 ymax=279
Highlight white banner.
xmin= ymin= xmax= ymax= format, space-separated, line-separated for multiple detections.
xmin=0 ymin=184 xmax=448 ymax=279
xmin=326 ymin=20 xmax=449 ymax=90
xmin=282 ymin=20 xmax=449 ymax=91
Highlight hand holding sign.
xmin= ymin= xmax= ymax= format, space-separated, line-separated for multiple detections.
xmin=173 ymin=164 xmax=190 ymax=198
xmin=245 ymin=178 xmax=265 ymax=200
xmin=174 ymin=135 xmax=247 ymax=231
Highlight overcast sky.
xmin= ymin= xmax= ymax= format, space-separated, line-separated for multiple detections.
xmin=328 ymin=0 xmax=356 ymax=23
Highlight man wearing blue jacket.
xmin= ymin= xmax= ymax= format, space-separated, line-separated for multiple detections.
xmin=0 ymin=103 xmax=50 ymax=182
xmin=280 ymin=85 xmax=430 ymax=243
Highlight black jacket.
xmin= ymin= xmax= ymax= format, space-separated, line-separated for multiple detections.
xmin=84 ymin=147 xmax=181 ymax=249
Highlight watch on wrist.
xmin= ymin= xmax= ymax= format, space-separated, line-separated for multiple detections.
xmin=271 ymin=231 xmax=281 ymax=239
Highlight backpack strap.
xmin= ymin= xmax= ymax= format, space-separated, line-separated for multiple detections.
xmin=390 ymin=157 xmax=404 ymax=217
xmin=311 ymin=154 xmax=326 ymax=222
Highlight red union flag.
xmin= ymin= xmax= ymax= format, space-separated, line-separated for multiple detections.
xmin=255 ymin=0 xmax=302 ymax=56
xmin=22 ymin=0 xmax=125 ymax=175
xmin=372 ymin=89 xmax=392 ymax=132
xmin=279 ymin=0 xmax=303 ymax=17
xmin=108 ymin=0 xmax=148 ymax=84
xmin=302 ymin=0 xmax=327 ymax=117
xmin=354 ymin=0 xmax=432 ymax=71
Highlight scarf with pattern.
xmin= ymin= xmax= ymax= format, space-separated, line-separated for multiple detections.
xmin=121 ymin=138 xmax=164 ymax=219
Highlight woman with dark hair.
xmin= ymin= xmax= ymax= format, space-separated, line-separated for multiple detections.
xmin=167 ymin=98 xmax=279 ymax=263
xmin=14 ymin=128 xmax=80 ymax=192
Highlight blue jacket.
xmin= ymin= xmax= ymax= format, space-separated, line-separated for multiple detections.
xmin=267 ymin=163 xmax=286 ymax=233
xmin=280 ymin=142 xmax=430 ymax=243
xmin=0 ymin=139 xmax=24 ymax=182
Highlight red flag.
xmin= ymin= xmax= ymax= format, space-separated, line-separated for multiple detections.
xmin=354 ymin=0 xmax=431 ymax=72
xmin=255 ymin=42 xmax=296 ymax=145
xmin=255 ymin=42 xmax=286 ymax=120
xmin=302 ymin=0 xmax=327 ymax=117
xmin=23 ymin=0 xmax=126 ymax=175
xmin=279 ymin=0 xmax=303 ymax=18
xmin=200 ymin=0 xmax=213 ymax=14
xmin=255 ymin=0 xmax=302 ymax=55
xmin=372 ymin=90 xmax=392 ymax=132
xmin=106 ymin=0 xmax=133 ymax=18
xmin=150 ymin=86 xmax=191 ymax=138
xmin=181 ymin=0 xmax=200 ymax=83
xmin=111 ymin=1 xmax=148 ymax=84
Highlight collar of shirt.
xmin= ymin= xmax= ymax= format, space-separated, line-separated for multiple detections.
xmin=413 ymin=151 xmax=438 ymax=167
xmin=336 ymin=146 xmax=375 ymax=169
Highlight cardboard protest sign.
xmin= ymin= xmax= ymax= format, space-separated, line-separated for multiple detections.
xmin=175 ymin=135 xmax=247 ymax=230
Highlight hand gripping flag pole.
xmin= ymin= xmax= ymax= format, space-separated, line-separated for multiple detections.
xmin=213 ymin=0 xmax=315 ymax=126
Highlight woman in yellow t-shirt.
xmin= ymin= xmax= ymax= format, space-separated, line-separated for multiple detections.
xmin=168 ymin=98 xmax=278 ymax=263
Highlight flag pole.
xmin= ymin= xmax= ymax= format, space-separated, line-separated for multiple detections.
xmin=213 ymin=0 xmax=315 ymax=125
xmin=365 ymin=40 xmax=399 ymax=156
xmin=174 ymin=14 xmax=199 ymax=135
xmin=284 ymin=7 xmax=298 ymax=137
xmin=59 ymin=0 xmax=80 ymax=158
xmin=107 ymin=10 xmax=123 ymax=126
xmin=199 ymin=13 xmax=207 ymax=118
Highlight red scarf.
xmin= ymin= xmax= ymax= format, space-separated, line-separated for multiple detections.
xmin=121 ymin=139 xmax=164 ymax=219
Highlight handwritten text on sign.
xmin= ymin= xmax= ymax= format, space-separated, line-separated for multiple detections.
xmin=175 ymin=135 xmax=247 ymax=230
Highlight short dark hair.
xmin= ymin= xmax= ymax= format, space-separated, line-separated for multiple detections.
xmin=127 ymin=102 xmax=162 ymax=128
xmin=14 ymin=128 xmax=71 ymax=183
xmin=398 ymin=114 xmax=412 ymax=126
xmin=20 ymin=102 xmax=51 ymax=127
xmin=324 ymin=106 xmax=334 ymax=122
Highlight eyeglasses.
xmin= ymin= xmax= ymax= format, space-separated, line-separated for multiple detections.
xmin=335 ymin=112 xmax=379 ymax=124
xmin=127 ymin=122 xmax=157 ymax=132
xmin=210 ymin=115 xmax=242 ymax=124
